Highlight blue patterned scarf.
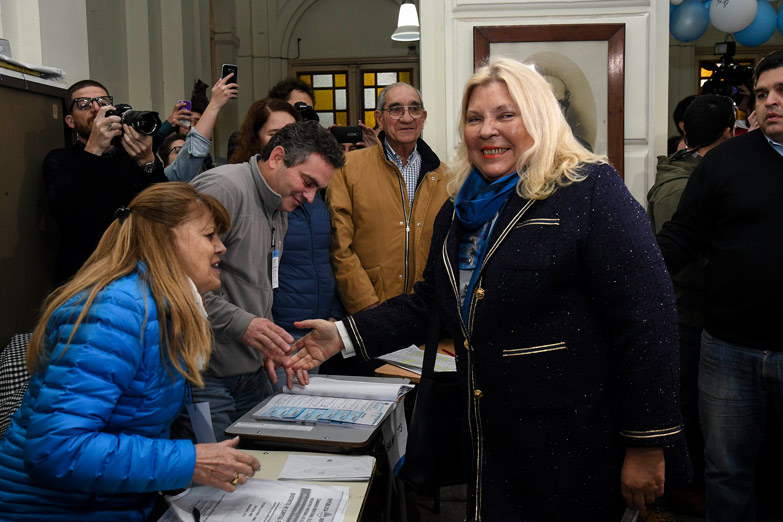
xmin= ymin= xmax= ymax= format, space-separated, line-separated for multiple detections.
xmin=454 ymin=169 xmax=518 ymax=321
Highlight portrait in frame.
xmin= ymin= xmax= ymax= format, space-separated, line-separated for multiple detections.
xmin=474 ymin=24 xmax=625 ymax=176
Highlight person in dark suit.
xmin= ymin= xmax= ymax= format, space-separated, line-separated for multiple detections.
xmin=285 ymin=56 xmax=685 ymax=520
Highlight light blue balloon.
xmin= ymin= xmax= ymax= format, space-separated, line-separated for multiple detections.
xmin=735 ymin=0 xmax=777 ymax=47
xmin=703 ymin=0 xmax=711 ymax=9
xmin=671 ymin=0 xmax=710 ymax=42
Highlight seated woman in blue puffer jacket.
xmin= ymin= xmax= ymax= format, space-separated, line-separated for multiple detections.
xmin=0 ymin=182 xmax=260 ymax=521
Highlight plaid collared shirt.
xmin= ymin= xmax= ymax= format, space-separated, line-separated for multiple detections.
xmin=384 ymin=138 xmax=422 ymax=207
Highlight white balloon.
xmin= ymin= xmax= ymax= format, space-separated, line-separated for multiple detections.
xmin=671 ymin=0 xmax=685 ymax=5
xmin=710 ymin=0 xmax=758 ymax=33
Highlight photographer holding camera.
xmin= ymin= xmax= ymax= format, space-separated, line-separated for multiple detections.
xmin=43 ymin=79 xmax=167 ymax=285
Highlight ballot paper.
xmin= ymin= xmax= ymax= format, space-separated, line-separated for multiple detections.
xmin=159 ymin=479 xmax=349 ymax=522
xmin=377 ymin=345 xmax=457 ymax=374
xmin=252 ymin=376 xmax=414 ymax=428
xmin=284 ymin=376 xmax=413 ymax=401
xmin=278 ymin=455 xmax=375 ymax=481
xmin=253 ymin=393 xmax=393 ymax=428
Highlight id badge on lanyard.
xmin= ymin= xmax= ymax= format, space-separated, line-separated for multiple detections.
xmin=271 ymin=226 xmax=279 ymax=289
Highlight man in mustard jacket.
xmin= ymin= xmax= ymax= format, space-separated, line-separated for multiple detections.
xmin=327 ymin=83 xmax=449 ymax=314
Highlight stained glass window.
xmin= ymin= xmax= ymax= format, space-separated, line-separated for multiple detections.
xmin=298 ymin=72 xmax=348 ymax=128
xmin=293 ymin=63 xmax=418 ymax=131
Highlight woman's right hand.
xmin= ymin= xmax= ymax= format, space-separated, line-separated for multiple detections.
xmin=192 ymin=436 xmax=260 ymax=492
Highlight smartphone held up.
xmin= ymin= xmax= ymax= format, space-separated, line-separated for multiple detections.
xmin=221 ymin=64 xmax=238 ymax=84
xmin=178 ymin=100 xmax=191 ymax=128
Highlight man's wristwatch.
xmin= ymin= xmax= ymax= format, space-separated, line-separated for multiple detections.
xmin=142 ymin=161 xmax=156 ymax=174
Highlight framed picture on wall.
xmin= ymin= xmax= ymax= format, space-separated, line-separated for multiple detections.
xmin=474 ymin=24 xmax=625 ymax=176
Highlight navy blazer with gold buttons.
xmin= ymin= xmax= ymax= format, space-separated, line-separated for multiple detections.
xmin=345 ymin=162 xmax=685 ymax=521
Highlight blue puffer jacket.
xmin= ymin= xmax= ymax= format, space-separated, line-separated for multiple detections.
xmin=0 ymin=268 xmax=196 ymax=521
xmin=273 ymin=193 xmax=342 ymax=338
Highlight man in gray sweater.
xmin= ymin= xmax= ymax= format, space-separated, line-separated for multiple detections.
xmin=181 ymin=121 xmax=344 ymax=441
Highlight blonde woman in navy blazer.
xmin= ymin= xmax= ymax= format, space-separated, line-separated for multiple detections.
xmin=287 ymin=57 xmax=686 ymax=521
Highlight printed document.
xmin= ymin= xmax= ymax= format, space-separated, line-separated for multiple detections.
xmin=278 ymin=454 xmax=375 ymax=481
xmin=285 ymin=376 xmax=413 ymax=401
xmin=252 ymin=376 xmax=414 ymax=428
xmin=377 ymin=345 xmax=457 ymax=374
xmin=253 ymin=393 xmax=392 ymax=428
xmin=160 ymin=479 xmax=349 ymax=522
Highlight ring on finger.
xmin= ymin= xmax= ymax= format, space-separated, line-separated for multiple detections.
xmin=107 ymin=122 xmax=113 ymax=131
xmin=231 ymin=472 xmax=240 ymax=486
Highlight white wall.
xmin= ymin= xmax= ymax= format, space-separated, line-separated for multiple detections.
xmin=287 ymin=0 xmax=411 ymax=60
xmin=0 ymin=0 xmax=89 ymax=82
xmin=421 ymin=0 xmax=670 ymax=204
xmin=84 ymin=0 xmax=213 ymax=116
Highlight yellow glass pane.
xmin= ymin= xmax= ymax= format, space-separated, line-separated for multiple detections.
xmin=700 ymin=68 xmax=713 ymax=78
xmin=399 ymin=71 xmax=411 ymax=84
xmin=365 ymin=111 xmax=376 ymax=129
xmin=364 ymin=72 xmax=375 ymax=86
xmin=314 ymin=90 xmax=334 ymax=111
xmin=335 ymin=74 xmax=346 ymax=88
xmin=299 ymin=74 xmax=312 ymax=85
xmin=336 ymin=112 xmax=347 ymax=126
xmin=377 ymin=87 xmax=383 ymax=98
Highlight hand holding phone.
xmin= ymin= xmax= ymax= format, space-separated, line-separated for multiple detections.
xmin=178 ymin=100 xmax=191 ymax=128
xmin=222 ymin=64 xmax=238 ymax=84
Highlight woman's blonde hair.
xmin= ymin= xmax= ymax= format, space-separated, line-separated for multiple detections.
xmin=449 ymin=56 xmax=606 ymax=200
xmin=27 ymin=182 xmax=230 ymax=388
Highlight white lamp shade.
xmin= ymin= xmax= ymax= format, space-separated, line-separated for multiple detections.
xmin=392 ymin=3 xmax=420 ymax=41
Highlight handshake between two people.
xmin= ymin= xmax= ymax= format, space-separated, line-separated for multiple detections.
xmin=242 ymin=317 xmax=346 ymax=390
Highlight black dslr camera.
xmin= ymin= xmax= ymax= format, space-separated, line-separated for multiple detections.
xmin=330 ymin=125 xmax=363 ymax=144
xmin=293 ymin=101 xmax=319 ymax=123
xmin=701 ymin=41 xmax=753 ymax=105
xmin=105 ymin=104 xmax=162 ymax=136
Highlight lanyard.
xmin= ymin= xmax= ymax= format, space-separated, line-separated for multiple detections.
xmin=271 ymin=225 xmax=279 ymax=289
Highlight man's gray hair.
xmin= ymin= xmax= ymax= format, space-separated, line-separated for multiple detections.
xmin=259 ymin=120 xmax=345 ymax=169
xmin=376 ymin=82 xmax=423 ymax=110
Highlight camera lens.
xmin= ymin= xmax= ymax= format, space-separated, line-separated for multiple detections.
xmin=123 ymin=110 xmax=162 ymax=135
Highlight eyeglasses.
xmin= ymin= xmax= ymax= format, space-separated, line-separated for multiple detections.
xmin=170 ymin=145 xmax=183 ymax=156
xmin=69 ymin=96 xmax=113 ymax=112
xmin=380 ymin=105 xmax=425 ymax=119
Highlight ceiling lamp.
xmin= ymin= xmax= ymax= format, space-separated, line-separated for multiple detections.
xmin=391 ymin=2 xmax=420 ymax=41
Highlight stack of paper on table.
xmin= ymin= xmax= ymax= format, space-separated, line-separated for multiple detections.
xmin=160 ymin=479 xmax=349 ymax=522
xmin=279 ymin=454 xmax=375 ymax=481
xmin=252 ymin=376 xmax=414 ymax=428
xmin=376 ymin=344 xmax=457 ymax=375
